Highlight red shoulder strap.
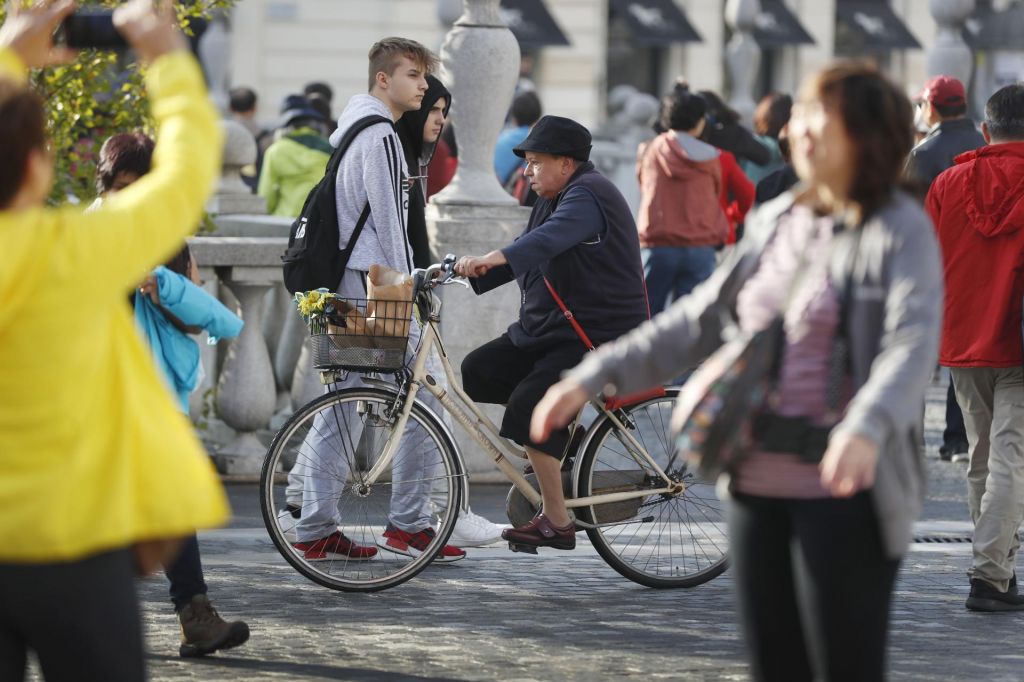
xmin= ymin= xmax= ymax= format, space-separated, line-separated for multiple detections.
xmin=543 ymin=277 xmax=596 ymax=351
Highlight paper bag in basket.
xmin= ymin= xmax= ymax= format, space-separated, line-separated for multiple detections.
xmin=326 ymin=299 xmax=368 ymax=336
xmin=366 ymin=264 xmax=413 ymax=338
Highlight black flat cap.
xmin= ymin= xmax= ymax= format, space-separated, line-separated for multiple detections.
xmin=513 ymin=115 xmax=592 ymax=162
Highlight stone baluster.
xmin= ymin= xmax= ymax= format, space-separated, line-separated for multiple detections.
xmin=189 ymin=237 xmax=288 ymax=475
xmin=216 ymin=272 xmax=277 ymax=474
xmin=431 ymin=0 xmax=521 ymax=206
xmin=725 ymin=0 xmax=763 ymax=124
xmin=928 ymin=0 xmax=976 ymax=86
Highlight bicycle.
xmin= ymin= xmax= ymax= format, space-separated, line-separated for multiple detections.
xmin=260 ymin=256 xmax=728 ymax=592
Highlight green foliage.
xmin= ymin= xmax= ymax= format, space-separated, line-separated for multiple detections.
xmin=0 ymin=1 xmax=235 ymax=205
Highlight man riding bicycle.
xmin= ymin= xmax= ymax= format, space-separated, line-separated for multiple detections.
xmin=456 ymin=115 xmax=648 ymax=550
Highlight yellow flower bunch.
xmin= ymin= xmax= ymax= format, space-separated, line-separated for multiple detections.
xmin=293 ymin=288 xmax=335 ymax=319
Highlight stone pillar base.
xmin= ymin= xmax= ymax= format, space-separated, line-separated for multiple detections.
xmin=215 ymin=432 xmax=267 ymax=475
xmin=427 ymin=202 xmax=531 ymax=476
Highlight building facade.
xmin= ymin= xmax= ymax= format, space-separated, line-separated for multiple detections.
xmin=224 ymin=0 xmax=1018 ymax=130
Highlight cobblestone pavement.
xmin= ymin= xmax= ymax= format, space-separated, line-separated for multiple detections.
xmin=39 ymin=379 xmax=1024 ymax=681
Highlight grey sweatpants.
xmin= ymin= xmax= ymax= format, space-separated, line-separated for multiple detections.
xmin=291 ymin=269 xmax=451 ymax=543
xmin=951 ymin=366 xmax=1024 ymax=592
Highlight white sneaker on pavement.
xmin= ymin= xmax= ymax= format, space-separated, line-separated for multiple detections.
xmin=447 ymin=509 xmax=508 ymax=547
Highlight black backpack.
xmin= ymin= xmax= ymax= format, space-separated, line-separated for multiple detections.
xmin=281 ymin=114 xmax=393 ymax=294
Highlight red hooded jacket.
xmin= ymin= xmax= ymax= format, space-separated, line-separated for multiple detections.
xmin=636 ymin=132 xmax=728 ymax=248
xmin=926 ymin=142 xmax=1024 ymax=367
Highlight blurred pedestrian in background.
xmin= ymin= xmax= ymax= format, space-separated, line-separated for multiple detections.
xmin=637 ymin=88 xmax=727 ymax=315
xmin=93 ymin=132 xmax=250 ymax=656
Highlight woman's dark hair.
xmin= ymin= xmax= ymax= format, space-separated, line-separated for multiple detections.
xmin=753 ymin=92 xmax=793 ymax=138
xmin=304 ymin=81 xmax=333 ymax=104
xmin=96 ymin=132 xmax=155 ymax=194
xmin=228 ymin=86 xmax=257 ymax=114
xmin=306 ymin=93 xmax=332 ymax=123
xmin=511 ymin=91 xmax=542 ymax=127
xmin=697 ymin=90 xmax=741 ymax=126
xmin=804 ymin=61 xmax=914 ymax=223
xmin=0 ymin=81 xmax=47 ymax=209
xmin=660 ymin=90 xmax=707 ymax=132
xmin=985 ymin=83 xmax=1024 ymax=141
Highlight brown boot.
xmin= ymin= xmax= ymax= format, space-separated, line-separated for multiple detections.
xmin=177 ymin=594 xmax=250 ymax=658
xmin=502 ymin=514 xmax=576 ymax=552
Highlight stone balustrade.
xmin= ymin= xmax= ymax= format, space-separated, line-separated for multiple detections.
xmin=188 ymin=235 xmax=288 ymax=475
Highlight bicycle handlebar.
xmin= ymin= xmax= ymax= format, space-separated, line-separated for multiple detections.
xmin=414 ymin=254 xmax=468 ymax=294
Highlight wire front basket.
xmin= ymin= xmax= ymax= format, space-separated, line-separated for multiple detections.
xmin=307 ymin=297 xmax=411 ymax=373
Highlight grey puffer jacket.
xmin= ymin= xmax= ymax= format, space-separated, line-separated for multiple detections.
xmin=569 ymin=189 xmax=943 ymax=559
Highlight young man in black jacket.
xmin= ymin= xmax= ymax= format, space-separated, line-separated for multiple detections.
xmin=396 ymin=76 xmax=508 ymax=546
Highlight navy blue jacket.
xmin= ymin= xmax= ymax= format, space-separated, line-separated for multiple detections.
xmin=472 ymin=162 xmax=647 ymax=349
xmin=907 ymin=118 xmax=986 ymax=187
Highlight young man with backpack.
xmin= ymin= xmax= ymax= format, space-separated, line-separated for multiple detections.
xmin=290 ymin=38 xmax=466 ymax=562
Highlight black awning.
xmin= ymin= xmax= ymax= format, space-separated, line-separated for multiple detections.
xmin=964 ymin=3 xmax=1024 ymax=50
xmin=499 ymin=0 xmax=570 ymax=49
xmin=754 ymin=0 xmax=815 ymax=48
xmin=835 ymin=1 xmax=921 ymax=52
xmin=609 ymin=0 xmax=702 ymax=45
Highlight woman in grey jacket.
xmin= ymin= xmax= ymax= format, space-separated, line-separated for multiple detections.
xmin=533 ymin=63 xmax=942 ymax=682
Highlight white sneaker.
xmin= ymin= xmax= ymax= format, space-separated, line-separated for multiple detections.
xmin=448 ymin=509 xmax=508 ymax=547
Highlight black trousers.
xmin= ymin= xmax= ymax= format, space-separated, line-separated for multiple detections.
xmin=0 ymin=548 xmax=144 ymax=682
xmin=729 ymin=492 xmax=900 ymax=682
xmin=462 ymin=334 xmax=588 ymax=457
xmin=943 ymin=377 xmax=967 ymax=448
xmin=164 ymin=533 xmax=208 ymax=611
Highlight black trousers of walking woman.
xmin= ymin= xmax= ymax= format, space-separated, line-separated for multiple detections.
xmin=730 ymin=491 xmax=900 ymax=682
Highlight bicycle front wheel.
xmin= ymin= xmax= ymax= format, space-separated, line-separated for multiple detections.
xmin=575 ymin=388 xmax=729 ymax=588
xmin=260 ymin=387 xmax=464 ymax=592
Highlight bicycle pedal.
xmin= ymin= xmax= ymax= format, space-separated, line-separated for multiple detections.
xmin=507 ymin=542 xmax=538 ymax=555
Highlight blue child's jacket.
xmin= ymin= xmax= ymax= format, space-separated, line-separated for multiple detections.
xmin=135 ymin=266 xmax=244 ymax=411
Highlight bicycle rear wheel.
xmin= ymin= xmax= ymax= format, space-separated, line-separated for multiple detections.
xmin=575 ymin=388 xmax=728 ymax=588
xmin=260 ymin=387 xmax=464 ymax=592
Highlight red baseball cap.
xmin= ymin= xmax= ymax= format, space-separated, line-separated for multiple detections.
xmin=918 ymin=75 xmax=966 ymax=107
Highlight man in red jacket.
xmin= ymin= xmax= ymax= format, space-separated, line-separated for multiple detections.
xmin=926 ymin=83 xmax=1024 ymax=612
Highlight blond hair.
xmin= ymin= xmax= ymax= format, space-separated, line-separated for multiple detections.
xmin=367 ymin=37 xmax=438 ymax=92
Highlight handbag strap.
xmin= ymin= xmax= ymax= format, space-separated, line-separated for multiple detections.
xmin=543 ymin=271 xmax=657 ymax=354
xmin=544 ymin=276 xmax=596 ymax=351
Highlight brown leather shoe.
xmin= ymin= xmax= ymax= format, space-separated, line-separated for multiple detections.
xmin=502 ymin=514 xmax=576 ymax=551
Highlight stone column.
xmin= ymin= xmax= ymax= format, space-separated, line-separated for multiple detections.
xmin=928 ymin=0 xmax=975 ymax=86
xmin=427 ymin=203 xmax=531 ymax=481
xmin=197 ymin=12 xmax=232 ymax=112
xmin=725 ymin=0 xmax=763 ymax=124
xmin=207 ymin=120 xmax=266 ymax=216
xmin=432 ymin=0 xmax=521 ymax=206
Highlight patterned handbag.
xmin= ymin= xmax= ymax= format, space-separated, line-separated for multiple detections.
xmin=670 ymin=317 xmax=785 ymax=479
xmin=670 ymin=226 xmax=830 ymax=479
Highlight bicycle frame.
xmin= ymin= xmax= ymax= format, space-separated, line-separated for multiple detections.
xmin=360 ymin=292 xmax=682 ymax=517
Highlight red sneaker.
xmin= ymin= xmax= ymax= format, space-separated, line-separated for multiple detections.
xmin=293 ymin=531 xmax=377 ymax=561
xmin=380 ymin=524 xmax=466 ymax=563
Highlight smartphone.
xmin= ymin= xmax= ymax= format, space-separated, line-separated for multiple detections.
xmin=57 ymin=9 xmax=128 ymax=50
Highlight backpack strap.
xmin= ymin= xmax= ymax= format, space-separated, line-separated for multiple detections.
xmin=324 ymin=114 xmax=393 ymax=259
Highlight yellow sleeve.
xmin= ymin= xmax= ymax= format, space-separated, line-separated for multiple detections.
xmin=60 ymin=51 xmax=223 ymax=299
xmin=0 ymin=47 xmax=27 ymax=83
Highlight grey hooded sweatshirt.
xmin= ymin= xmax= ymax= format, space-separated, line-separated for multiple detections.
xmin=330 ymin=94 xmax=413 ymax=274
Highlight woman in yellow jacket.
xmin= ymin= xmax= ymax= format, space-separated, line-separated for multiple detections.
xmin=0 ymin=2 xmax=228 ymax=680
